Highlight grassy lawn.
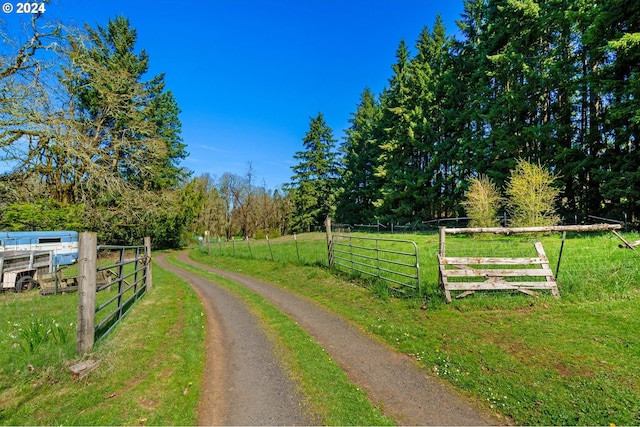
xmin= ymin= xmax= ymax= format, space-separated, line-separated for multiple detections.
xmin=1 ymin=252 xmax=392 ymax=426
xmin=0 ymin=262 xmax=205 ymax=426
xmin=1 ymin=230 xmax=638 ymax=425
xmin=191 ymin=230 xmax=640 ymax=426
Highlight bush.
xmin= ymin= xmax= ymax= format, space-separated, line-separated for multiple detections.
xmin=462 ymin=175 xmax=502 ymax=228
xmin=505 ymin=159 xmax=560 ymax=227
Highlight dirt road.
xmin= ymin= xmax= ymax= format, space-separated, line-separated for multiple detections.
xmin=154 ymin=253 xmax=315 ymax=425
xmin=156 ymin=252 xmax=499 ymax=426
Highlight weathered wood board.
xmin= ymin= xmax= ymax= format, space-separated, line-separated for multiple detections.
xmin=438 ymin=241 xmax=559 ymax=302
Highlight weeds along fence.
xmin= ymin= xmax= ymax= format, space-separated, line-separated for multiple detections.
xmin=77 ymin=233 xmax=152 ymax=354
xmin=330 ymin=234 xmax=420 ymax=293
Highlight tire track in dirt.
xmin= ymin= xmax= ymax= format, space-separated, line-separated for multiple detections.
xmin=154 ymin=253 xmax=314 ymax=426
xmin=174 ymin=251 xmax=501 ymax=426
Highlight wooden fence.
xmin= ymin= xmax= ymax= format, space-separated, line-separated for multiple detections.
xmin=438 ymin=224 xmax=622 ymax=302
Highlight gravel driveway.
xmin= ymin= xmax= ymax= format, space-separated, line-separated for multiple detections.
xmin=156 ymin=251 xmax=500 ymax=426
xmin=154 ymin=253 xmax=315 ymax=425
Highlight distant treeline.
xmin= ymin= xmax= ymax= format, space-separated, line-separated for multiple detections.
xmin=289 ymin=0 xmax=639 ymax=231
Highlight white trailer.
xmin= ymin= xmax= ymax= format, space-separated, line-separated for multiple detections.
xmin=0 ymin=250 xmax=53 ymax=292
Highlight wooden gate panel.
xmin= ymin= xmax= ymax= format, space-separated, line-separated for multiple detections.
xmin=438 ymin=241 xmax=559 ymax=302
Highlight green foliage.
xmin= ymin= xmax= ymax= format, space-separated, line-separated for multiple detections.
xmin=334 ymin=0 xmax=640 ymax=224
xmin=505 ymin=159 xmax=561 ymax=227
xmin=83 ymin=179 xmax=202 ymax=249
xmin=289 ymin=113 xmax=340 ymax=232
xmin=462 ymin=175 xmax=502 ymax=228
xmin=0 ymin=200 xmax=85 ymax=231
xmin=0 ymin=16 xmax=191 ymax=247
xmin=16 ymin=317 xmax=72 ymax=354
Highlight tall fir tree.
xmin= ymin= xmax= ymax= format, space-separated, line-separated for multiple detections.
xmin=68 ymin=16 xmax=188 ymax=195
xmin=412 ymin=15 xmax=459 ymax=218
xmin=451 ymin=0 xmax=495 ymax=182
xmin=589 ymin=0 xmax=640 ymax=220
xmin=376 ymin=39 xmax=430 ymax=222
xmin=332 ymin=0 xmax=640 ymax=224
xmin=338 ymin=87 xmax=383 ymax=224
xmin=289 ymin=113 xmax=340 ymax=232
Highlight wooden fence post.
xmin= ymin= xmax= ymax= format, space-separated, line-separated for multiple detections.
xmin=77 ymin=232 xmax=97 ymax=355
xmin=325 ymin=217 xmax=334 ymax=266
xmin=438 ymin=227 xmax=447 ymax=298
xmin=144 ymin=236 xmax=152 ymax=292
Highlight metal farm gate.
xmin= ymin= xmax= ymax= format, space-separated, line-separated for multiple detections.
xmin=76 ymin=233 xmax=152 ymax=354
xmin=330 ymin=234 xmax=421 ymax=293
xmin=93 ymin=243 xmax=151 ymax=341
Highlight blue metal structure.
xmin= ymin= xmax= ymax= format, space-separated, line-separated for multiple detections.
xmin=0 ymin=231 xmax=79 ymax=266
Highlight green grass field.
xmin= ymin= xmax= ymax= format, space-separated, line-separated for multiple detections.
xmin=1 ymin=230 xmax=638 ymax=425
xmin=193 ymin=230 xmax=640 ymax=425
xmin=0 ymin=264 xmax=205 ymax=426
xmin=201 ymin=230 xmax=640 ymax=303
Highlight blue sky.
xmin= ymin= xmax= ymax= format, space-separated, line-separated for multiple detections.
xmin=8 ymin=0 xmax=465 ymax=190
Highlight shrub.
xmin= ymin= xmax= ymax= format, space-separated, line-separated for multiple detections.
xmin=505 ymin=159 xmax=560 ymax=227
xmin=462 ymin=175 xmax=502 ymax=228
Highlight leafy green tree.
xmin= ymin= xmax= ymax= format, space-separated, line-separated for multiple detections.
xmin=0 ymin=16 xmax=191 ymax=246
xmin=289 ymin=113 xmax=340 ymax=232
xmin=0 ymin=201 xmax=85 ymax=231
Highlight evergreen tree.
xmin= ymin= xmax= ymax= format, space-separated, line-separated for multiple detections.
xmin=412 ymin=16 xmax=459 ymax=218
xmin=332 ymin=0 xmax=640 ymax=224
xmin=66 ymin=16 xmax=188 ymax=197
xmin=142 ymin=89 xmax=190 ymax=191
xmin=338 ymin=87 xmax=383 ymax=224
xmin=589 ymin=0 xmax=640 ymax=220
xmin=376 ymin=39 xmax=430 ymax=222
xmin=289 ymin=113 xmax=340 ymax=232
xmin=546 ymin=0 xmax=580 ymax=217
xmin=569 ymin=0 xmax=610 ymax=218
xmin=451 ymin=0 xmax=496 ymax=185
